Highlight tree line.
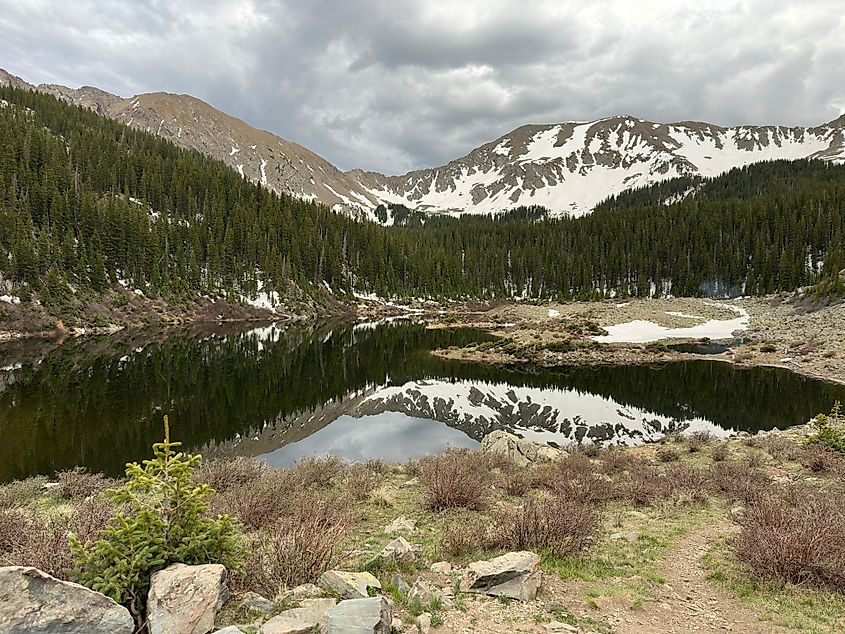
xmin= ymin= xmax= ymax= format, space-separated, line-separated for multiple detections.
xmin=1 ymin=85 xmax=843 ymax=304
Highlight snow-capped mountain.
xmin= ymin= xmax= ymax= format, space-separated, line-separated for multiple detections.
xmin=352 ymin=116 xmax=845 ymax=217
xmin=4 ymin=68 xmax=844 ymax=220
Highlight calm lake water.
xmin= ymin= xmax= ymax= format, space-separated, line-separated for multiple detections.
xmin=2 ymin=320 xmax=844 ymax=482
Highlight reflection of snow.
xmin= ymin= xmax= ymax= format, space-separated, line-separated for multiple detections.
xmin=593 ymin=304 xmax=749 ymax=343
xmin=361 ymin=378 xmax=724 ymax=447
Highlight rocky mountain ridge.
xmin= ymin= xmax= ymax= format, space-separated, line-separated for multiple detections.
xmin=3 ymin=68 xmax=844 ymax=221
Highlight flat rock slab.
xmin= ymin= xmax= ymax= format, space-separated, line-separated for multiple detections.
xmin=147 ymin=563 xmax=229 ymax=634
xmin=319 ymin=570 xmax=381 ymax=600
xmin=0 ymin=566 xmax=134 ymax=634
xmin=325 ymin=596 xmax=392 ymax=634
xmin=461 ymin=551 xmax=542 ymax=601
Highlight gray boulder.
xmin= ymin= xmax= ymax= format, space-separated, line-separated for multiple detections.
xmin=480 ymin=430 xmax=561 ymax=466
xmin=0 ymin=566 xmax=134 ymax=634
xmin=147 ymin=563 xmax=229 ymax=634
xmin=260 ymin=598 xmax=336 ymax=634
xmin=325 ymin=596 xmax=392 ymax=633
xmin=239 ymin=591 xmax=276 ymax=616
xmin=367 ymin=537 xmax=421 ymax=568
xmin=318 ymin=570 xmax=381 ymax=600
xmin=461 ymin=551 xmax=541 ymax=601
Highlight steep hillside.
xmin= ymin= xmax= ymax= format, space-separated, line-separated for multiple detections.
xmin=0 ymin=69 xmax=381 ymax=220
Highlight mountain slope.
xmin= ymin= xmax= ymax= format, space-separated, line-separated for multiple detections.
xmin=352 ymin=115 xmax=845 ymax=217
xmin=0 ymin=69 xmax=381 ymax=220
xmin=2 ymin=68 xmax=844 ymax=221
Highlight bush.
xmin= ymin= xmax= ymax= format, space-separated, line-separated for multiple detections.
xmin=491 ymin=496 xmax=599 ymax=557
xmin=621 ymin=467 xmax=672 ymax=506
xmin=1 ymin=499 xmax=113 ymax=580
xmin=806 ymin=402 xmax=845 ymax=453
xmin=709 ymin=461 xmax=771 ymax=504
xmin=70 ymin=418 xmax=246 ymax=623
xmin=211 ymin=469 xmax=293 ymax=530
xmin=419 ymin=449 xmax=490 ymax=511
xmin=734 ymin=487 xmax=845 ymax=591
xmin=800 ymin=445 xmax=844 ymax=473
xmin=236 ymin=499 xmax=348 ymax=596
xmin=710 ymin=442 xmax=729 ymax=462
xmin=685 ymin=431 xmax=714 ymax=453
xmin=51 ymin=467 xmax=116 ymax=500
xmin=439 ymin=515 xmax=491 ymax=558
xmin=194 ymin=456 xmax=269 ymax=493
xmin=0 ymin=476 xmax=48 ymax=509
xmin=655 ymin=446 xmax=680 ymax=463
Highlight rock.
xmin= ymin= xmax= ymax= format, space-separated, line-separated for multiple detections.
xmin=392 ymin=616 xmax=404 ymax=629
xmin=240 ymin=591 xmax=276 ymax=616
xmin=544 ymin=622 xmax=578 ymax=633
xmin=260 ymin=598 xmax=336 ymax=634
xmin=407 ymin=579 xmax=436 ymax=605
xmin=293 ymin=583 xmax=324 ymax=600
xmin=367 ymin=537 xmax=421 ymax=567
xmin=461 ymin=551 xmax=542 ymax=601
xmin=214 ymin=628 xmax=244 ymax=634
xmin=0 ymin=566 xmax=134 ymax=634
xmin=430 ymin=561 xmax=452 ymax=574
xmin=401 ymin=477 xmax=419 ymax=487
xmin=480 ymin=430 xmax=561 ymax=466
xmin=415 ymin=612 xmax=432 ymax=633
xmin=730 ymin=506 xmax=746 ymax=520
xmin=390 ymin=573 xmax=411 ymax=595
xmin=385 ymin=515 xmax=416 ymax=534
xmin=609 ymin=531 xmax=639 ymax=543
xmin=319 ymin=570 xmax=381 ymax=600
xmin=147 ymin=563 xmax=229 ymax=634
xmin=325 ymin=596 xmax=392 ymax=633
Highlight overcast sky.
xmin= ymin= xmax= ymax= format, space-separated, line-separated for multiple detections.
xmin=2 ymin=0 xmax=844 ymax=173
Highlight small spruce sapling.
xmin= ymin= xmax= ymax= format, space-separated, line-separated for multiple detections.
xmin=70 ymin=416 xmax=245 ymax=622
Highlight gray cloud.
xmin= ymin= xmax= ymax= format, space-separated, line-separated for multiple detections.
xmin=1 ymin=0 xmax=843 ymax=173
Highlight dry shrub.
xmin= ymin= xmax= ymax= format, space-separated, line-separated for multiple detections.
xmin=343 ymin=463 xmax=380 ymax=501
xmin=621 ymin=467 xmax=672 ymax=506
xmin=800 ymin=445 xmax=845 ymax=474
xmin=491 ymin=495 xmax=599 ymax=557
xmin=236 ymin=498 xmax=349 ymax=596
xmin=440 ymin=515 xmax=491 ymax=557
xmin=664 ymin=464 xmax=710 ymax=504
xmin=600 ymin=448 xmax=643 ymax=474
xmin=194 ymin=456 xmax=269 ymax=493
xmin=748 ymin=435 xmax=801 ymax=461
xmin=502 ymin=469 xmax=534 ymax=497
xmin=533 ymin=454 xmax=615 ymax=505
xmin=0 ymin=476 xmax=48 ymax=509
xmin=656 ymin=446 xmax=680 ymax=463
xmin=710 ymin=442 xmax=729 ymax=462
xmin=419 ymin=449 xmax=490 ymax=511
xmin=734 ymin=487 xmax=845 ymax=591
xmin=211 ymin=469 xmax=294 ymax=530
xmin=0 ymin=498 xmax=113 ymax=579
xmin=51 ymin=467 xmax=116 ymax=500
xmin=286 ymin=455 xmax=347 ymax=489
xmin=685 ymin=431 xmax=714 ymax=453
xmin=709 ymin=461 xmax=771 ymax=504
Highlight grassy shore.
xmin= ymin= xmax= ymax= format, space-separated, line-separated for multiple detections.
xmin=2 ymin=423 xmax=845 ymax=633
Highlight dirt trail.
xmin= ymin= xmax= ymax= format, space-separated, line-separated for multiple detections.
xmin=613 ymin=522 xmax=790 ymax=634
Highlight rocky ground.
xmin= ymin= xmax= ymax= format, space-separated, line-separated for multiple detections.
xmin=428 ymin=295 xmax=845 ymax=386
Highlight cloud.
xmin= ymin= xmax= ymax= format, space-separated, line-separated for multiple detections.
xmin=1 ymin=0 xmax=844 ymax=173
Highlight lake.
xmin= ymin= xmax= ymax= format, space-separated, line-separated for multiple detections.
xmin=2 ymin=319 xmax=844 ymax=482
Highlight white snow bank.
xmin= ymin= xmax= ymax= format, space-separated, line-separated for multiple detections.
xmin=592 ymin=304 xmax=749 ymax=344
xmin=0 ymin=295 xmax=21 ymax=304
xmin=548 ymin=309 xmax=561 ymax=318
